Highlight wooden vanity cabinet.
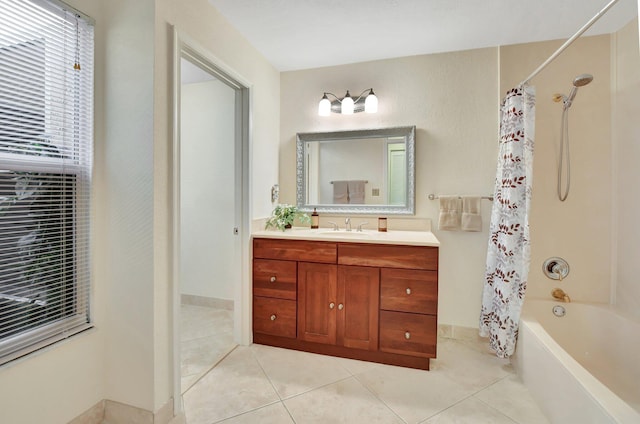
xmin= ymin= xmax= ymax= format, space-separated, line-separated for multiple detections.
xmin=297 ymin=263 xmax=379 ymax=351
xmin=252 ymin=237 xmax=438 ymax=370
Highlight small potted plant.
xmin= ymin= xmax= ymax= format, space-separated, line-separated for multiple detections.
xmin=265 ymin=203 xmax=310 ymax=231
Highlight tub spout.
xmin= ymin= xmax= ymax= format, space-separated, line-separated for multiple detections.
xmin=552 ymin=288 xmax=571 ymax=303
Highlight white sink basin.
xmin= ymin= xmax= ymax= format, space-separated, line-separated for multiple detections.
xmin=318 ymin=231 xmax=372 ymax=238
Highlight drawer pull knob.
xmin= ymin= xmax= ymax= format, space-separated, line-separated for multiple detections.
xmin=404 ymin=331 xmax=411 ymax=340
xmin=270 ymin=276 xmax=277 ymax=283
xmin=338 ymin=303 xmax=344 ymax=310
xmin=329 ymin=302 xmax=335 ymax=309
xmin=270 ymin=314 xmax=277 ymax=321
xmin=406 ymin=288 xmax=412 ymax=295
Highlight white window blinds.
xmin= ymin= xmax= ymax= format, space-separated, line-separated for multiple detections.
xmin=0 ymin=0 xmax=93 ymax=365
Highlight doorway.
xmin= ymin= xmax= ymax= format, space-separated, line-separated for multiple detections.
xmin=172 ymin=37 xmax=250 ymax=409
xmin=387 ymin=139 xmax=406 ymax=205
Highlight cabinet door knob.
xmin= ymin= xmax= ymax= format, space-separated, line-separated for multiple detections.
xmin=329 ymin=302 xmax=335 ymax=309
xmin=338 ymin=303 xmax=344 ymax=310
xmin=270 ymin=314 xmax=277 ymax=321
xmin=406 ymin=288 xmax=412 ymax=295
xmin=404 ymin=331 xmax=411 ymax=340
xmin=270 ymin=276 xmax=277 ymax=283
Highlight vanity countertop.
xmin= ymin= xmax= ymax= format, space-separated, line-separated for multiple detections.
xmin=252 ymin=227 xmax=440 ymax=247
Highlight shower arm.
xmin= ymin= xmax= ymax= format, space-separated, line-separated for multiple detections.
xmin=521 ymin=0 xmax=620 ymax=85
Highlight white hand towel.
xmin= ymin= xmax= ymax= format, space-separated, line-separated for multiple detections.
xmin=332 ymin=181 xmax=348 ymax=204
xmin=461 ymin=196 xmax=482 ymax=232
xmin=347 ymin=180 xmax=366 ymax=204
xmin=438 ymin=196 xmax=461 ymax=231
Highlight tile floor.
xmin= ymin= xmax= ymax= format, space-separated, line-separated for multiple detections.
xmin=180 ymin=303 xmax=236 ymax=393
xmin=182 ymin=334 xmax=550 ymax=423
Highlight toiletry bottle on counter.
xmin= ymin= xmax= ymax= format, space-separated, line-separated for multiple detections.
xmin=311 ymin=208 xmax=319 ymax=229
xmin=378 ymin=217 xmax=387 ymax=232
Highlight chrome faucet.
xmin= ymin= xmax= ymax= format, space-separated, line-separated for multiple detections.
xmin=345 ymin=217 xmax=352 ymax=231
xmin=327 ymin=221 xmax=339 ymax=231
xmin=551 ymin=263 xmax=567 ymax=281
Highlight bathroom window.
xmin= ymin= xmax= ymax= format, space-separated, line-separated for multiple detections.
xmin=0 ymin=0 xmax=93 ymax=365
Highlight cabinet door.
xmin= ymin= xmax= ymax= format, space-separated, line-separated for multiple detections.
xmin=298 ymin=262 xmax=337 ymax=345
xmin=337 ymin=265 xmax=380 ymax=351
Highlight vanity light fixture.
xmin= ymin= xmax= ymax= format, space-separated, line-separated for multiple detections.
xmin=318 ymin=88 xmax=378 ymax=116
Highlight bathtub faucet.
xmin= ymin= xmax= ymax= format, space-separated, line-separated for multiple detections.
xmin=551 ymin=288 xmax=571 ymax=303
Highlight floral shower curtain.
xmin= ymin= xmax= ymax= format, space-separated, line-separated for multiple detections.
xmin=479 ymin=85 xmax=535 ymax=358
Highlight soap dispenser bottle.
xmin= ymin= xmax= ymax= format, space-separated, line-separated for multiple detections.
xmin=311 ymin=208 xmax=319 ymax=229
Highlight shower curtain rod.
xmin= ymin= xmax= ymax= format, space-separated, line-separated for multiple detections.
xmin=521 ymin=0 xmax=620 ymax=85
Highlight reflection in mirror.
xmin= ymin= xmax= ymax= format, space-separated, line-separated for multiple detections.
xmin=296 ymin=126 xmax=415 ymax=215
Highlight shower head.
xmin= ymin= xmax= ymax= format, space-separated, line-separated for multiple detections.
xmin=564 ymin=73 xmax=593 ymax=108
xmin=573 ymin=73 xmax=593 ymax=87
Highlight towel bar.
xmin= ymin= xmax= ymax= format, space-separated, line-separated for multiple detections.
xmin=428 ymin=194 xmax=493 ymax=201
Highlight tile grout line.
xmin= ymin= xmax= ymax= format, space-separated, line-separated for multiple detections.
xmin=250 ymin=345 xmax=357 ymax=402
xmin=416 ymin=374 xmax=515 ymax=423
xmin=234 ymin=345 xmax=299 ymax=422
xmin=182 ymin=345 xmax=240 ymax=397
xmin=210 ymin=400 xmax=284 ymax=424
xmin=204 ymin=346 xmax=283 ymax=423
xmin=471 ymin=375 xmax=525 ymax=424
xmin=352 ymin=372 xmax=409 ymax=424
xmin=472 ymin=396 xmax=521 ymax=424
xmin=279 ymin=374 xmax=355 ymax=401
xmin=280 ymin=400 xmax=298 ymax=424
xmin=250 ymin=345 xmax=287 ymax=402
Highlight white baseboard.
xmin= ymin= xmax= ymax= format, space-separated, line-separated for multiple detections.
xmin=69 ymin=398 xmax=180 ymax=424
xmin=181 ymin=294 xmax=233 ymax=310
xmin=438 ymin=324 xmax=482 ymax=343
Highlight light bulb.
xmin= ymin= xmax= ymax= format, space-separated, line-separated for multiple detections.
xmin=318 ymin=94 xmax=331 ymax=116
xmin=341 ymin=91 xmax=354 ymax=114
xmin=364 ymin=90 xmax=378 ymax=113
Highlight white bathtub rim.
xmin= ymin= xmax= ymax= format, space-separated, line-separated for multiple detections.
xmin=519 ymin=306 xmax=640 ymax=423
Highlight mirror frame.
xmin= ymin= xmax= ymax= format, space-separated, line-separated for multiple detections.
xmin=296 ymin=126 xmax=416 ymax=215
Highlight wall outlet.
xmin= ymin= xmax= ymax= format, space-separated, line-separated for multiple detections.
xmin=372 ymin=188 xmax=380 ymax=197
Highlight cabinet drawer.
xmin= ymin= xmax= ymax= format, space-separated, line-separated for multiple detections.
xmin=254 ymin=238 xmax=337 ymax=263
xmin=379 ymin=310 xmax=436 ymax=358
xmin=338 ymin=244 xmax=438 ymax=270
xmin=253 ymin=296 xmax=297 ymax=338
xmin=380 ymin=268 xmax=437 ymax=314
xmin=253 ymin=259 xmax=297 ymax=300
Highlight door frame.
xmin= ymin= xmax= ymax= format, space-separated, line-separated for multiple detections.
xmin=171 ymin=28 xmax=252 ymax=414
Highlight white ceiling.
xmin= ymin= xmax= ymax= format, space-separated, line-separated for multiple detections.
xmin=208 ymin=0 xmax=638 ymax=71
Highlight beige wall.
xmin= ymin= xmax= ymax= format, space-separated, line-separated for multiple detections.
xmin=281 ymin=34 xmax=620 ymax=327
xmin=500 ymin=35 xmax=613 ymax=303
xmin=280 ymin=49 xmax=500 ymax=327
xmin=613 ymin=17 xmax=640 ymax=320
xmin=0 ymin=0 xmax=282 ymax=421
xmin=500 ymin=35 xmax=612 ymax=303
xmin=102 ymin=0 xmax=157 ymax=411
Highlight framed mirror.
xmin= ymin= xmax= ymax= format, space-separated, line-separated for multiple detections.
xmin=296 ymin=126 xmax=415 ymax=215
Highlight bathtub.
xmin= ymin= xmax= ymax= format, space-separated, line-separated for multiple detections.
xmin=512 ymin=299 xmax=640 ymax=424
